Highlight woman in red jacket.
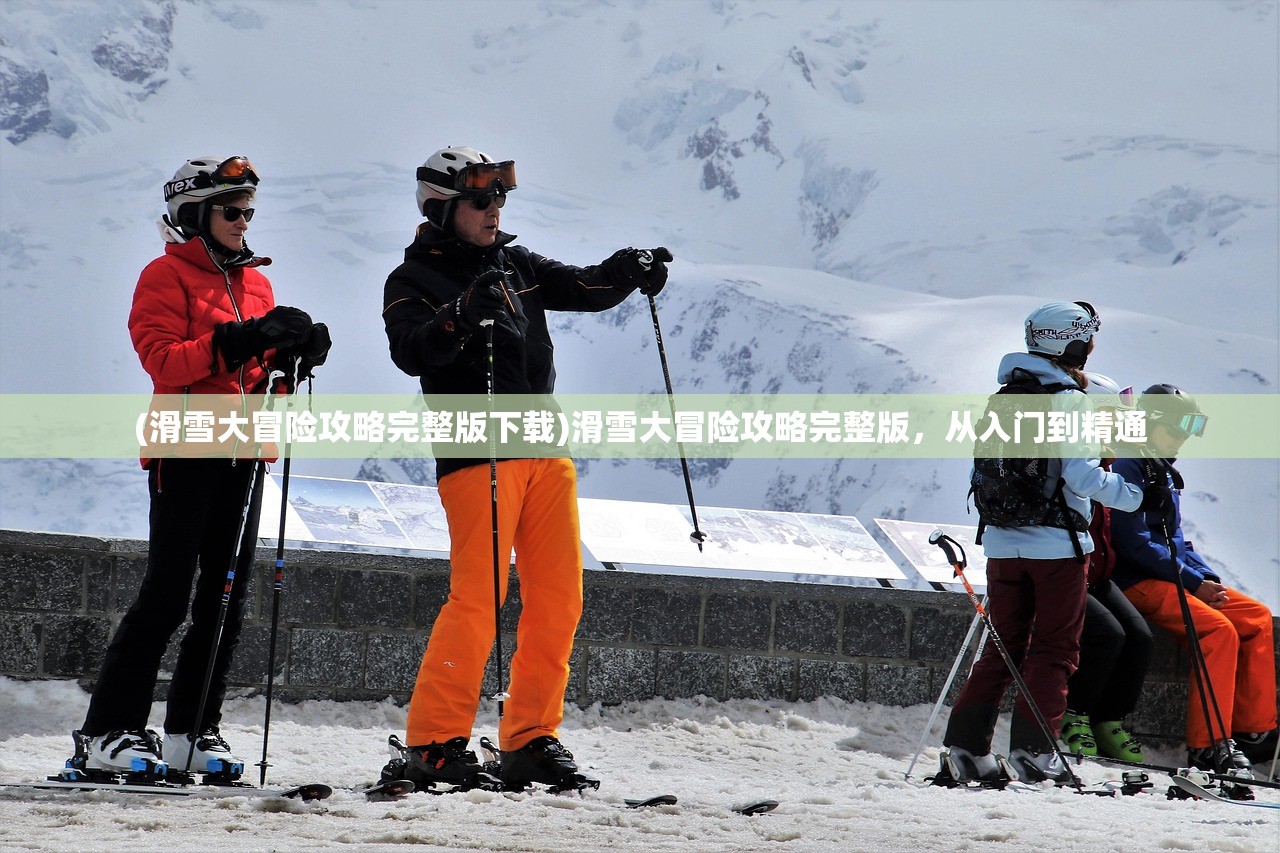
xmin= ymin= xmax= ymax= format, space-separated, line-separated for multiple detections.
xmin=70 ymin=156 xmax=327 ymax=782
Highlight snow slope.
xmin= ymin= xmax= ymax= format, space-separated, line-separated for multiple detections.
xmin=0 ymin=677 xmax=1276 ymax=852
xmin=0 ymin=0 xmax=1276 ymax=608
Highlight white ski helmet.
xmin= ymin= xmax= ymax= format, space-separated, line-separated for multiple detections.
xmin=163 ymin=156 xmax=259 ymax=236
xmin=415 ymin=146 xmax=516 ymax=219
xmin=1024 ymin=301 xmax=1100 ymax=367
xmin=1083 ymin=372 xmax=1134 ymax=410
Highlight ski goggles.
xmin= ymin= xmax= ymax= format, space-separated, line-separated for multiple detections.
xmin=1164 ymin=412 xmax=1208 ymax=438
xmin=206 ymin=156 xmax=259 ymax=185
xmin=1091 ymin=385 xmax=1135 ymax=411
xmin=211 ymin=204 xmax=255 ymax=222
xmin=417 ymin=160 xmax=517 ymax=193
xmin=164 ymin=157 xmax=260 ymax=201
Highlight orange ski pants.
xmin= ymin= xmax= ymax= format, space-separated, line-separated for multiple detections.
xmin=406 ymin=457 xmax=583 ymax=752
xmin=1123 ymin=579 xmax=1277 ymax=748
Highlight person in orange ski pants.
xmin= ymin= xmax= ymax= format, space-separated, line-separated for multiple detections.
xmin=381 ymin=146 xmax=673 ymax=791
xmin=1111 ymin=384 xmax=1278 ymax=778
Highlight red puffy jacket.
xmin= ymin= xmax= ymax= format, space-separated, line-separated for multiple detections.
xmin=129 ymin=236 xmax=278 ymax=466
xmin=129 ymin=237 xmax=276 ymax=394
xmin=1086 ymin=456 xmax=1117 ymax=587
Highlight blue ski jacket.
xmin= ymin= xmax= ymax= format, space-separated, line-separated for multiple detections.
xmin=1109 ymin=456 xmax=1219 ymax=593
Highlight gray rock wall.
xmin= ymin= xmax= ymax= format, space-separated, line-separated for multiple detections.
xmin=3 ymin=529 xmax=1275 ymax=746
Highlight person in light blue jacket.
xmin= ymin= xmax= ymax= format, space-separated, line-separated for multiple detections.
xmin=940 ymin=301 xmax=1146 ymax=787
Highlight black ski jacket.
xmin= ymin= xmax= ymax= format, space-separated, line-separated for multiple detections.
xmin=382 ymin=224 xmax=632 ymax=478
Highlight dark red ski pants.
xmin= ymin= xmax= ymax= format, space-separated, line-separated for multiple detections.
xmin=944 ymin=555 xmax=1089 ymax=754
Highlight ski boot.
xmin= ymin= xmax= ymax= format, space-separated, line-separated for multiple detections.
xmin=1232 ymin=729 xmax=1278 ymax=770
xmin=930 ymin=747 xmax=1012 ymax=789
xmin=1059 ymin=712 xmax=1096 ymax=757
xmin=498 ymin=735 xmax=600 ymax=794
xmin=62 ymin=729 xmax=167 ymax=783
xmin=385 ymin=734 xmax=501 ymax=794
xmin=1188 ymin=740 xmax=1253 ymax=777
xmin=1008 ymin=748 xmax=1074 ymax=786
xmin=1092 ymin=720 xmax=1143 ymax=762
xmin=163 ymin=727 xmax=245 ymax=784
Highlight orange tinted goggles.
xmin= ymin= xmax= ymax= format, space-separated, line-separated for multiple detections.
xmin=417 ymin=160 xmax=517 ymax=193
xmin=456 ymin=160 xmax=517 ymax=192
xmin=210 ymin=156 xmax=259 ymax=185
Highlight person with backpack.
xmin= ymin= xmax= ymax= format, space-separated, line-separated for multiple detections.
xmin=380 ymin=146 xmax=672 ymax=793
xmin=1110 ymin=384 xmax=1278 ymax=778
xmin=939 ymin=301 xmax=1146 ymax=786
xmin=1059 ymin=374 xmax=1153 ymax=763
xmin=71 ymin=156 xmax=330 ymax=781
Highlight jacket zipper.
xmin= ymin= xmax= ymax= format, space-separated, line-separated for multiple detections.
xmin=205 ymin=239 xmax=248 ymax=464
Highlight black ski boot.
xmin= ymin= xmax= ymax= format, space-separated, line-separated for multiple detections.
xmin=499 ymin=736 xmax=599 ymax=793
xmin=1188 ymin=740 xmax=1254 ymax=777
xmin=385 ymin=735 xmax=500 ymax=794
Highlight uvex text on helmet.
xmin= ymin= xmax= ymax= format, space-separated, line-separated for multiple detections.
xmin=1024 ymin=301 xmax=1100 ymax=367
xmin=164 ymin=156 xmax=260 ymax=236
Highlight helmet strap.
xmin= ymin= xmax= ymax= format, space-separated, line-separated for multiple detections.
xmin=433 ymin=198 xmax=459 ymax=235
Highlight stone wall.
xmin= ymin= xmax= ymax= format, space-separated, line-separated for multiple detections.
xmin=4 ymin=529 xmax=1276 ymax=744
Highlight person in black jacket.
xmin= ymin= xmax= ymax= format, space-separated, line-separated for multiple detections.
xmin=381 ymin=146 xmax=671 ymax=792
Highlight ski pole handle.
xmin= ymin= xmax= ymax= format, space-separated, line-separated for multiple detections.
xmin=928 ymin=529 xmax=966 ymax=572
xmin=636 ymin=249 xmax=654 ymax=271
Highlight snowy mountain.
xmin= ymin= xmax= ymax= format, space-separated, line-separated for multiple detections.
xmin=0 ymin=0 xmax=1276 ymax=606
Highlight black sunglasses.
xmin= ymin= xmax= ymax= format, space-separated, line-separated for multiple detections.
xmin=464 ymin=192 xmax=506 ymax=211
xmin=211 ymin=204 xmax=255 ymax=222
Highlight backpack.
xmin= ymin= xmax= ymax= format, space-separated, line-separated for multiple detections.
xmin=968 ymin=367 xmax=1088 ymax=561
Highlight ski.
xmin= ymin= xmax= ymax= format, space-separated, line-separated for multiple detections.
xmin=732 ymin=799 xmax=779 ymax=816
xmin=1169 ymin=773 xmax=1280 ymax=809
xmin=0 ymin=778 xmax=332 ymax=801
xmin=1070 ymin=752 xmax=1280 ymax=793
xmin=624 ymin=794 xmax=678 ymax=808
xmin=360 ymin=778 xmax=415 ymax=800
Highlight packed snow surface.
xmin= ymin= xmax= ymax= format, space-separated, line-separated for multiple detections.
xmin=0 ymin=677 xmax=1275 ymax=852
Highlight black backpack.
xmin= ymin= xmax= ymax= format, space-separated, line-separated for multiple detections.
xmin=968 ymin=367 xmax=1088 ymax=561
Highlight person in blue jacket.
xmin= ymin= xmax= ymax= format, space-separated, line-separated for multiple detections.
xmin=940 ymin=302 xmax=1145 ymax=786
xmin=1110 ymin=384 xmax=1277 ymax=777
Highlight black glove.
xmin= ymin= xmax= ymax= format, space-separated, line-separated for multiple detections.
xmin=1138 ymin=485 xmax=1172 ymax=515
xmin=453 ymin=269 xmax=509 ymax=331
xmin=278 ymin=322 xmax=332 ymax=381
xmin=214 ymin=305 xmax=313 ymax=370
xmin=603 ymin=246 xmax=673 ymax=296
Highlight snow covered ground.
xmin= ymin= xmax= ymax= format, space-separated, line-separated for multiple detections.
xmin=0 ymin=676 xmax=1274 ymax=852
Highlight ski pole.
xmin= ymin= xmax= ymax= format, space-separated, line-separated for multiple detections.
xmin=904 ymin=608 xmax=988 ymax=780
xmin=185 ymin=380 xmax=280 ymax=778
xmin=481 ymin=318 xmax=510 ymax=720
xmin=256 ymin=358 xmax=300 ymax=786
xmin=1160 ymin=513 xmax=1235 ymax=777
xmin=1269 ymin=727 xmax=1280 ymax=783
xmin=637 ymin=250 xmax=706 ymax=551
xmin=928 ymin=530 xmax=1085 ymax=792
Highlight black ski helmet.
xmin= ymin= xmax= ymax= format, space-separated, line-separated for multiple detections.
xmin=1139 ymin=383 xmax=1207 ymax=438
